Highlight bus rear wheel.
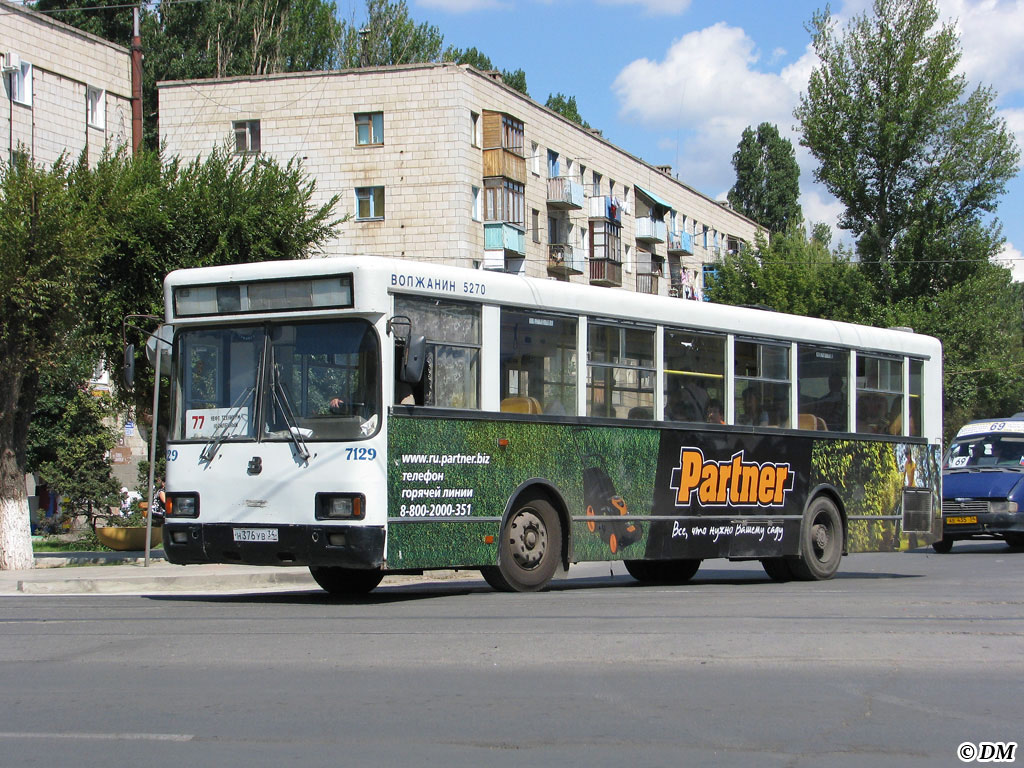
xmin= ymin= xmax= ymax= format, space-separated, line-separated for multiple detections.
xmin=482 ymin=497 xmax=562 ymax=592
xmin=790 ymin=497 xmax=843 ymax=581
xmin=309 ymin=566 xmax=384 ymax=595
xmin=624 ymin=559 xmax=701 ymax=584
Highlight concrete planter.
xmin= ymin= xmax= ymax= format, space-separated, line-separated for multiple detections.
xmin=96 ymin=526 xmax=162 ymax=551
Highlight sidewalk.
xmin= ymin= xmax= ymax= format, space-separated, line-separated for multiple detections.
xmin=0 ymin=551 xmax=477 ymax=595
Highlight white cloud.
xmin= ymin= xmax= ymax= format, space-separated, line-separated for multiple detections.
xmin=597 ymin=0 xmax=692 ymax=14
xmin=939 ymin=0 xmax=1024 ymax=98
xmin=612 ymin=23 xmax=801 ymax=198
xmin=992 ymin=241 xmax=1024 ymax=281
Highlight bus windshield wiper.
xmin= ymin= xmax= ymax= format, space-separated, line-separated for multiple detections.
xmin=270 ymin=360 xmax=311 ymax=461
xmin=200 ymin=385 xmax=255 ymax=463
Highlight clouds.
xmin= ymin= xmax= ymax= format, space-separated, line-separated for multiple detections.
xmin=597 ymin=0 xmax=692 ymax=14
xmin=941 ymin=0 xmax=1024 ymax=98
xmin=609 ymin=0 xmax=1024 ymax=267
xmin=992 ymin=242 xmax=1024 ymax=281
xmin=612 ymin=22 xmax=805 ymax=202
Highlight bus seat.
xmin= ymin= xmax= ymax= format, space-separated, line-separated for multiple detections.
xmin=627 ymin=406 xmax=653 ymax=420
xmin=798 ymin=413 xmax=819 ymax=430
xmin=500 ymin=396 xmax=542 ymax=414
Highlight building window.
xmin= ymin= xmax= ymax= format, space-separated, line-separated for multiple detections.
xmin=592 ymin=171 xmax=602 ymax=197
xmin=532 ymin=209 xmax=540 ymax=242
xmin=86 ymin=86 xmax=105 ymax=130
xmin=233 ymin=120 xmax=260 ymax=154
xmin=547 ymin=149 xmax=560 ymax=179
xmin=483 ymin=178 xmax=524 ymax=227
xmin=502 ymin=115 xmax=524 ymax=156
xmin=355 ymin=112 xmax=384 ymax=145
xmin=530 ymin=141 xmax=540 ymax=175
xmin=471 ymin=111 xmax=480 ymax=147
xmin=355 ymin=186 xmax=385 ymax=220
xmin=8 ymin=60 xmax=32 ymax=106
xmin=472 ymin=186 xmax=482 ymax=222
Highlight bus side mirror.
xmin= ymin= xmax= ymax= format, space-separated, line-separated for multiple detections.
xmin=123 ymin=344 xmax=136 ymax=389
xmin=400 ymin=335 xmax=426 ymax=384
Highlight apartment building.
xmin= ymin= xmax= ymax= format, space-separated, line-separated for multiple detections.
xmin=159 ymin=62 xmax=760 ymax=298
xmin=0 ymin=0 xmax=133 ymax=168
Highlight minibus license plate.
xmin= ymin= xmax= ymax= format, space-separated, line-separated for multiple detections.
xmin=233 ymin=528 xmax=279 ymax=543
xmin=945 ymin=516 xmax=977 ymax=525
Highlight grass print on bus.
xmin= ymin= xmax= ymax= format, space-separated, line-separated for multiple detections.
xmin=386 ymin=415 xmax=940 ymax=570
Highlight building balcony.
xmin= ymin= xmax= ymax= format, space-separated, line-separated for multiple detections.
xmin=588 ymin=195 xmax=622 ymax=223
xmin=548 ymin=243 xmax=584 ymax=275
xmin=635 ymin=217 xmax=666 ymax=244
xmin=546 ymin=177 xmax=584 ymax=210
xmin=484 ymin=222 xmax=526 ymax=256
xmin=590 ymin=258 xmax=622 ymax=287
xmin=483 ymin=147 xmax=526 ymax=183
xmin=667 ymin=230 xmax=693 ymax=255
xmin=636 ymin=272 xmax=659 ymax=295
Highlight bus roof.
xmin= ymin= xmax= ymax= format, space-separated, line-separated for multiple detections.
xmin=164 ymin=255 xmax=941 ymax=359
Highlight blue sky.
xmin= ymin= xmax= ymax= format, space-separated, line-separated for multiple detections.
xmin=354 ymin=0 xmax=1024 ymax=277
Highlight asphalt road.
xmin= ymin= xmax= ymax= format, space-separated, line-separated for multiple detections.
xmin=1 ymin=541 xmax=1021 ymax=768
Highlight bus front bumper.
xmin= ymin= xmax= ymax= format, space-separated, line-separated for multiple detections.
xmin=162 ymin=522 xmax=385 ymax=569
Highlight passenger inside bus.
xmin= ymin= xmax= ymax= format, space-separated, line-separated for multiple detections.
xmin=706 ymin=399 xmax=725 ymax=424
xmin=738 ymin=387 xmax=769 ymax=426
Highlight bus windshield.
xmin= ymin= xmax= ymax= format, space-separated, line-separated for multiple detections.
xmin=173 ymin=319 xmax=380 ymax=442
xmin=945 ymin=434 xmax=1024 ymax=470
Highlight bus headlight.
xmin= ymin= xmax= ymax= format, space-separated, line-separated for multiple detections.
xmin=316 ymin=493 xmax=365 ymax=520
xmin=166 ymin=493 xmax=200 ymax=518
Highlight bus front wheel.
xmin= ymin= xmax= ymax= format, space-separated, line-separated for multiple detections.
xmin=790 ymin=497 xmax=843 ymax=581
xmin=482 ymin=497 xmax=562 ymax=592
xmin=309 ymin=566 xmax=384 ymax=595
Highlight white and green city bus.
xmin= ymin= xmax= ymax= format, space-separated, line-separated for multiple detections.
xmin=157 ymin=256 xmax=942 ymax=593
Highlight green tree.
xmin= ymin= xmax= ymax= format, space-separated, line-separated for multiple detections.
xmin=545 ymin=93 xmax=591 ymax=130
xmin=872 ymin=264 xmax=1024 ymax=443
xmin=26 ymin=377 xmax=121 ymax=533
xmin=794 ymin=0 xmax=1020 ymax=301
xmin=32 ymin=0 xmax=132 ymax=44
xmin=72 ymin=146 xmax=340 ymax=410
xmin=727 ymin=123 xmax=802 ymax=234
xmin=338 ymin=0 xmax=444 ymax=69
xmin=705 ymin=228 xmax=873 ymax=322
xmin=444 ymin=47 xmax=529 ymax=96
xmin=0 ymin=154 xmax=103 ymax=569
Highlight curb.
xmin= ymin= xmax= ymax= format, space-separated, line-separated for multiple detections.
xmin=16 ymin=569 xmax=316 ymax=595
xmin=32 ymin=551 xmax=167 ymax=569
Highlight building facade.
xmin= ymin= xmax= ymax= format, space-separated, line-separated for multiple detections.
xmin=159 ymin=62 xmax=761 ymax=298
xmin=0 ymin=0 xmax=132 ymax=168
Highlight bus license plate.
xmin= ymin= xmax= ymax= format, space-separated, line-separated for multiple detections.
xmin=233 ymin=528 xmax=279 ymax=543
xmin=945 ymin=516 xmax=977 ymax=525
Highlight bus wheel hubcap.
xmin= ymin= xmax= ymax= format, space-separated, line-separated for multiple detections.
xmin=509 ymin=510 xmax=547 ymax=570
